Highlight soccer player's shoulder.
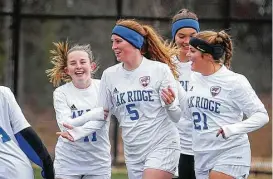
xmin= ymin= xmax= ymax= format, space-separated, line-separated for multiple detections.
xmin=145 ymin=59 xmax=169 ymax=70
xmin=104 ymin=63 xmax=121 ymax=73
xmin=92 ymin=78 xmax=101 ymax=88
xmin=232 ymin=72 xmax=250 ymax=87
xmin=0 ymin=86 xmax=11 ymax=94
xmin=0 ymin=86 xmax=13 ymax=99
xmin=53 ymin=82 xmax=72 ymax=95
xmin=223 ymin=69 xmax=247 ymax=84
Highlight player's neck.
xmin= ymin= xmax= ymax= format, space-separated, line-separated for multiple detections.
xmin=201 ymin=63 xmax=222 ymax=76
xmin=123 ymin=54 xmax=143 ymax=71
xmin=72 ymin=78 xmax=92 ymax=89
xmin=178 ymin=52 xmax=189 ymax=63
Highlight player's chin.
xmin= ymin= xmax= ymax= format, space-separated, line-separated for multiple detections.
xmin=74 ymin=75 xmax=88 ymax=81
xmin=182 ymin=46 xmax=189 ymax=52
xmin=191 ymin=62 xmax=198 ymax=72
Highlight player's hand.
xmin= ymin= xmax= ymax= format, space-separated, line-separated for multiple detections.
xmin=216 ymin=128 xmax=227 ymax=139
xmin=56 ymin=123 xmax=74 ymax=142
xmin=104 ymin=109 xmax=109 ymax=120
xmin=56 ymin=130 xmax=74 ymax=142
xmin=161 ymin=86 xmax=175 ymax=105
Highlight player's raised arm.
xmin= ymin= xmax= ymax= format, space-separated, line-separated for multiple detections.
xmin=53 ymin=89 xmax=106 ymax=130
xmin=57 ymin=110 xmax=110 ymax=141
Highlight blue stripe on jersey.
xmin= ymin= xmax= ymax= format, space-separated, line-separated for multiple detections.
xmin=15 ymin=132 xmax=42 ymax=167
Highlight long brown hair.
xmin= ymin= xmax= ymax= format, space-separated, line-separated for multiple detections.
xmin=172 ymin=8 xmax=198 ymax=23
xmin=116 ymin=19 xmax=179 ymax=79
xmin=195 ymin=30 xmax=233 ymax=69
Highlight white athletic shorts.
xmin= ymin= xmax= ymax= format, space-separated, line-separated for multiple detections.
xmin=55 ymin=174 xmax=110 ymax=179
xmin=194 ymin=144 xmax=251 ymax=179
xmin=126 ymin=147 xmax=180 ymax=179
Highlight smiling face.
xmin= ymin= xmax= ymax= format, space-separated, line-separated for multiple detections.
xmin=186 ymin=46 xmax=207 ymax=72
xmin=65 ymin=50 xmax=93 ymax=84
xmin=111 ymin=34 xmax=138 ymax=63
xmin=175 ymin=28 xmax=197 ymax=55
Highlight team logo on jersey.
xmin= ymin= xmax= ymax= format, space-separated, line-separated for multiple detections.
xmin=210 ymin=86 xmax=221 ymax=97
xmin=113 ymin=87 xmax=119 ymax=94
xmin=70 ymin=104 xmax=77 ymax=110
xmin=139 ymin=76 xmax=150 ymax=87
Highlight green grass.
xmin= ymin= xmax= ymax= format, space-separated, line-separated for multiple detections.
xmin=34 ymin=167 xmax=128 ymax=179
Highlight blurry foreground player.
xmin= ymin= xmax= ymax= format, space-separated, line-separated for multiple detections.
xmin=0 ymin=86 xmax=54 ymax=179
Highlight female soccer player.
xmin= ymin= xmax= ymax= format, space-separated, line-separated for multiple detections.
xmin=184 ymin=30 xmax=269 ymax=179
xmin=101 ymin=19 xmax=183 ymax=179
xmin=0 ymin=86 xmax=54 ymax=179
xmin=46 ymin=42 xmax=111 ymax=179
xmin=171 ymin=8 xmax=200 ymax=179
xmin=58 ymin=19 xmax=184 ymax=179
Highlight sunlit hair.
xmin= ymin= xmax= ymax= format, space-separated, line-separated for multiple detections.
xmin=116 ymin=19 xmax=179 ymax=79
xmin=46 ymin=41 xmax=98 ymax=87
xmin=172 ymin=8 xmax=198 ymax=23
xmin=195 ymin=30 xmax=233 ymax=69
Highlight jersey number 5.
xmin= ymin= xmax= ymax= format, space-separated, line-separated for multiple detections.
xmin=0 ymin=127 xmax=11 ymax=143
xmin=126 ymin=104 xmax=139 ymax=120
xmin=192 ymin=112 xmax=208 ymax=130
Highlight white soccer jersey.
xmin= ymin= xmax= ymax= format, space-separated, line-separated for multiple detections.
xmin=53 ymin=80 xmax=111 ymax=176
xmin=173 ymin=56 xmax=194 ymax=155
xmin=0 ymin=86 xmax=33 ymax=179
xmin=100 ymin=57 xmax=180 ymax=163
xmin=186 ymin=66 xmax=268 ymax=160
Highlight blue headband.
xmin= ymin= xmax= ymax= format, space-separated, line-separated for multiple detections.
xmin=112 ymin=25 xmax=144 ymax=49
xmin=172 ymin=19 xmax=200 ymax=39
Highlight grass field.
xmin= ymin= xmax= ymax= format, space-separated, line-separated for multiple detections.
xmin=34 ymin=167 xmax=271 ymax=179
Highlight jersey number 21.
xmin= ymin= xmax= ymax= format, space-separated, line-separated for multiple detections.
xmin=193 ymin=112 xmax=208 ymax=130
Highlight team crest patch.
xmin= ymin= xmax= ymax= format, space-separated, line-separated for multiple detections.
xmin=139 ymin=76 xmax=150 ymax=87
xmin=210 ymin=86 xmax=221 ymax=97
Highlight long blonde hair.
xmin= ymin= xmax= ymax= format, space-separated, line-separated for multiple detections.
xmin=46 ymin=41 xmax=97 ymax=87
xmin=116 ymin=19 xmax=179 ymax=79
